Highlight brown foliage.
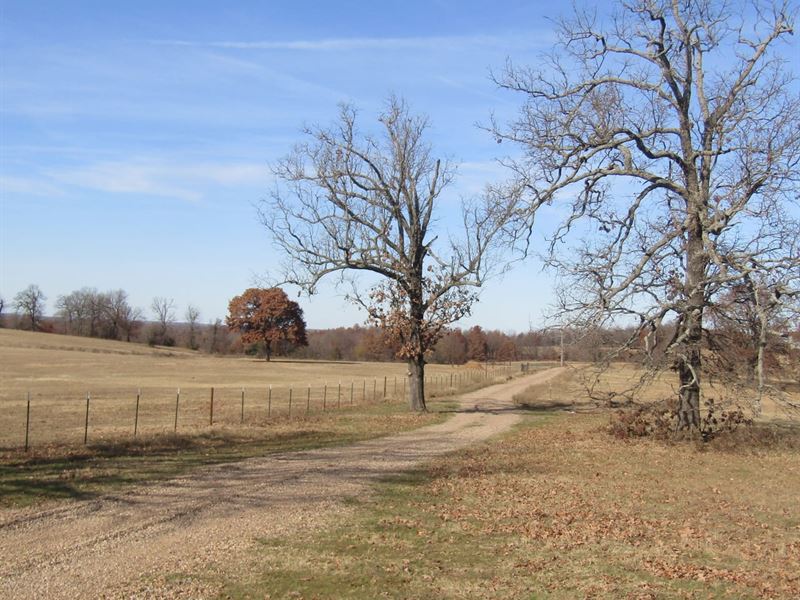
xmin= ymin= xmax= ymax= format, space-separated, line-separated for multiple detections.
xmin=226 ymin=288 xmax=308 ymax=360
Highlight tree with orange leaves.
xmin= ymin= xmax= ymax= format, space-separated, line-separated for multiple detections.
xmin=226 ymin=288 xmax=308 ymax=361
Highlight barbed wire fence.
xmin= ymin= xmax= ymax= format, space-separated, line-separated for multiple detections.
xmin=4 ymin=364 xmax=520 ymax=451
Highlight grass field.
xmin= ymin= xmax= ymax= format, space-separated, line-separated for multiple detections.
xmin=0 ymin=329 xmax=514 ymax=448
xmin=0 ymin=402 xmax=452 ymax=509
xmin=223 ymin=370 xmax=800 ymax=599
xmin=513 ymin=362 xmax=800 ymax=422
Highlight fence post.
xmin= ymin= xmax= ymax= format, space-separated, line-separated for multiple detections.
xmin=306 ymin=385 xmax=311 ymax=415
xmin=363 ymin=379 xmax=366 ymax=402
xmin=134 ymin=388 xmax=140 ymax=437
xmin=323 ymin=383 xmax=327 ymax=411
xmin=268 ymin=385 xmax=272 ymax=418
xmin=337 ymin=381 xmax=341 ymax=408
xmin=24 ymin=392 xmax=31 ymax=452
xmin=350 ymin=381 xmax=354 ymax=405
xmin=288 ymin=387 xmax=293 ymax=417
xmin=209 ymin=387 xmax=215 ymax=426
xmin=383 ymin=376 xmax=387 ymax=399
xmin=241 ymin=387 xmax=245 ymax=424
xmin=84 ymin=392 xmax=90 ymax=445
xmin=373 ymin=378 xmax=377 ymax=401
xmin=174 ymin=388 xmax=180 ymax=432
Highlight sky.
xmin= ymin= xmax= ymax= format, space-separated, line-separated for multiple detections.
xmin=0 ymin=0 xmax=576 ymax=332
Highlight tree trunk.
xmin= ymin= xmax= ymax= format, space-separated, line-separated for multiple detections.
xmin=407 ymin=357 xmax=427 ymax=412
xmin=677 ymin=342 xmax=701 ymax=430
xmin=264 ymin=341 xmax=272 ymax=362
xmin=676 ymin=205 xmax=705 ymax=431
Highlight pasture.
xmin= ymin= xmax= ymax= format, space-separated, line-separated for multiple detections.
xmin=513 ymin=361 xmax=800 ymax=422
xmin=228 ymin=369 xmax=800 ymax=599
xmin=0 ymin=329 xmax=515 ymax=449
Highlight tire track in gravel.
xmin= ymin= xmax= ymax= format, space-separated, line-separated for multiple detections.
xmin=0 ymin=368 xmax=563 ymax=599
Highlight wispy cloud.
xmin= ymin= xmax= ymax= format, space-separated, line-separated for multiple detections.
xmin=152 ymin=33 xmax=545 ymax=52
xmin=44 ymin=160 xmax=268 ymax=202
xmin=0 ymin=175 xmax=64 ymax=197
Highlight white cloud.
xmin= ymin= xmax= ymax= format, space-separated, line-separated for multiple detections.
xmin=46 ymin=160 xmax=269 ymax=202
xmin=0 ymin=175 xmax=63 ymax=197
xmin=152 ymin=33 xmax=546 ymax=53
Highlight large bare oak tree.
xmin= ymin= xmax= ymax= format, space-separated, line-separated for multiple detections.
xmin=493 ymin=0 xmax=800 ymax=428
xmin=265 ymin=97 xmax=514 ymax=410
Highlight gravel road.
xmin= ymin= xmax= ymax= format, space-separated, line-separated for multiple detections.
xmin=0 ymin=368 xmax=563 ymax=599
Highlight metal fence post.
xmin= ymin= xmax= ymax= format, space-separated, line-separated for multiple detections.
xmin=174 ymin=388 xmax=180 ymax=432
xmin=134 ymin=388 xmax=140 ymax=436
xmin=83 ymin=392 xmax=90 ymax=445
xmin=24 ymin=392 xmax=31 ymax=452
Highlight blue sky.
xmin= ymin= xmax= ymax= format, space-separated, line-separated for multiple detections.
xmin=1 ymin=0 xmax=570 ymax=331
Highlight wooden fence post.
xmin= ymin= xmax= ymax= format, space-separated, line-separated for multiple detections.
xmin=268 ymin=385 xmax=272 ymax=418
xmin=373 ymin=378 xmax=377 ymax=401
xmin=288 ymin=387 xmax=293 ymax=417
xmin=363 ymin=379 xmax=366 ymax=402
xmin=350 ymin=381 xmax=354 ymax=405
xmin=24 ymin=392 xmax=31 ymax=452
xmin=337 ymin=381 xmax=341 ymax=408
xmin=134 ymin=388 xmax=140 ymax=436
xmin=323 ymin=383 xmax=327 ymax=411
xmin=306 ymin=385 xmax=311 ymax=415
xmin=84 ymin=392 xmax=90 ymax=445
xmin=209 ymin=387 xmax=215 ymax=426
xmin=383 ymin=376 xmax=387 ymax=399
xmin=174 ymin=388 xmax=180 ymax=432
xmin=241 ymin=387 xmax=245 ymax=424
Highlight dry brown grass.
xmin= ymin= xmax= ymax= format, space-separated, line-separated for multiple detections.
xmin=513 ymin=362 xmax=800 ymax=422
xmin=0 ymin=329 xmax=512 ymax=448
xmin=229 ymin=373 xmax=800 ymax=599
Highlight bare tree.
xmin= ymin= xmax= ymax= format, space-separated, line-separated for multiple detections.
xmin=13 ymin=284 xmax=47 ymax=331
xmin=492 ymin=0 xmax=800 ymax=428
xmin=104 ymin=289 xmax=142 ymax=342
xmin=150 ymin=297 xmax=176 ymax=346
xmin=185 ymin=304 xmax=201 ymax=350
xmin=207 ymin=318 xmax=226 ymax=354
xmin=265 ymin=96 xmax=514 ymax=410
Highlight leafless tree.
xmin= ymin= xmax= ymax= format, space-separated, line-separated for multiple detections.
xmin=104 ymin=289 xmax=142 ymax=342
xmin=57 ymin=287 xmax=104 ymax=337
xmin=13 ymin=284 xmax=47 ymax=331
xmin=492 ymin=0 xmax=800 ymax=428
xmin=150 ymin=296 xmax=176 ymax=346
xmin=206 ymin=318 xmax=229 ymax=354
xmin=185 ymin=304 xmax=201 ymax=350
xmin=265 ymin=96 xmax=515 ymax=410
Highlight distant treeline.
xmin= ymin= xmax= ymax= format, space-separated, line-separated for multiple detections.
xmin=3 ymin=284 xmax=797 ymax=373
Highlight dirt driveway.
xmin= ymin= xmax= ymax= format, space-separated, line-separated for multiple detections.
xmin=0 ymin=368 xmax=563 ymax=599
